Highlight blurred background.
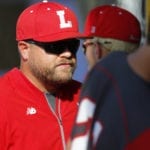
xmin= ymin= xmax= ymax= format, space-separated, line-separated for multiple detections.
xmin=0 ymin=0 xmax=145 ymax=82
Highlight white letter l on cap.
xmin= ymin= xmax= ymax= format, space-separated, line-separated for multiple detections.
xmin=56 ymin=10 xmax=72 ymax=28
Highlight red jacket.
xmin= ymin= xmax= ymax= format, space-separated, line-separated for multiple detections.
xmin=0 ymin=68 xmax=81 ymax=150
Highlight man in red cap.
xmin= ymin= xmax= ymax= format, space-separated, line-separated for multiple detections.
xmin=0 ymin=1 xmax=84 ymax=150
xmin=68 ymin=1 xmax=150 ymax=150
xmin=82 ymin=4 xmax=141 ymax=70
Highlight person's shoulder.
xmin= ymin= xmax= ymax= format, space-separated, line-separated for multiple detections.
xmin=101 ymin=51 xmax=127 ymax=63
xmin=86 ymin=51 xmax=127 ymax=80
xmin=0 ymin=68 xmax=15 ymax=81
xmin=0 ymin=68 xmax=18 ymax=92
xmin=0 ymin=72 xmax=10 ymax=87
xmin=95 ymin=51 xmax=127 ymax=69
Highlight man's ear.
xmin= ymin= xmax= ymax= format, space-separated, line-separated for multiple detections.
xmin=18 ymin=41 xmax=30 ymax=61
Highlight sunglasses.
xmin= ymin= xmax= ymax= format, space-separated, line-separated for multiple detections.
xmin=25 ymin=38 xmax=80 ymax=55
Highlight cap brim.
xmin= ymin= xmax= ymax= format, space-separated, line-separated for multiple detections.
xmin=33 ymin=32 xmax=86 ymax=42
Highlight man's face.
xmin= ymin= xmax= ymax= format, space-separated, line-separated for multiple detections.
xmin=82 ymin=38 xmax=101 ymax=70
xmin=21 ymin=39 xmax=79 ymax=85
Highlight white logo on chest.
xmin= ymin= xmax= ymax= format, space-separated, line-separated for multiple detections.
xmin=26 ymin=107 xmax=37 ymax=115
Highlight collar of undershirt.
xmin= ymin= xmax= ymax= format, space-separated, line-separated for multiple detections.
xmin=45 ymin=93 xmax=56 ymax=112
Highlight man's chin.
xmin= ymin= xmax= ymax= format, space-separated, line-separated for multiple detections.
xmin=58 ymin=76 xmax=72 ymax=84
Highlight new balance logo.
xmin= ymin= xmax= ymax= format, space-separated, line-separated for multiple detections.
xmin=26 ymin=107 xmax=37 ymax=115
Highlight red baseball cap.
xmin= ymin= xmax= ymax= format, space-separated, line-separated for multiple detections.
xmin=84 ymin=5 xmax=141 ymax=43
xmin=16 ymin=1 xmax=84 ymax=42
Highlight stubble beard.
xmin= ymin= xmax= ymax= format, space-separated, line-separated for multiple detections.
xmin=30 ymin=64 xmax=76 ymax=87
